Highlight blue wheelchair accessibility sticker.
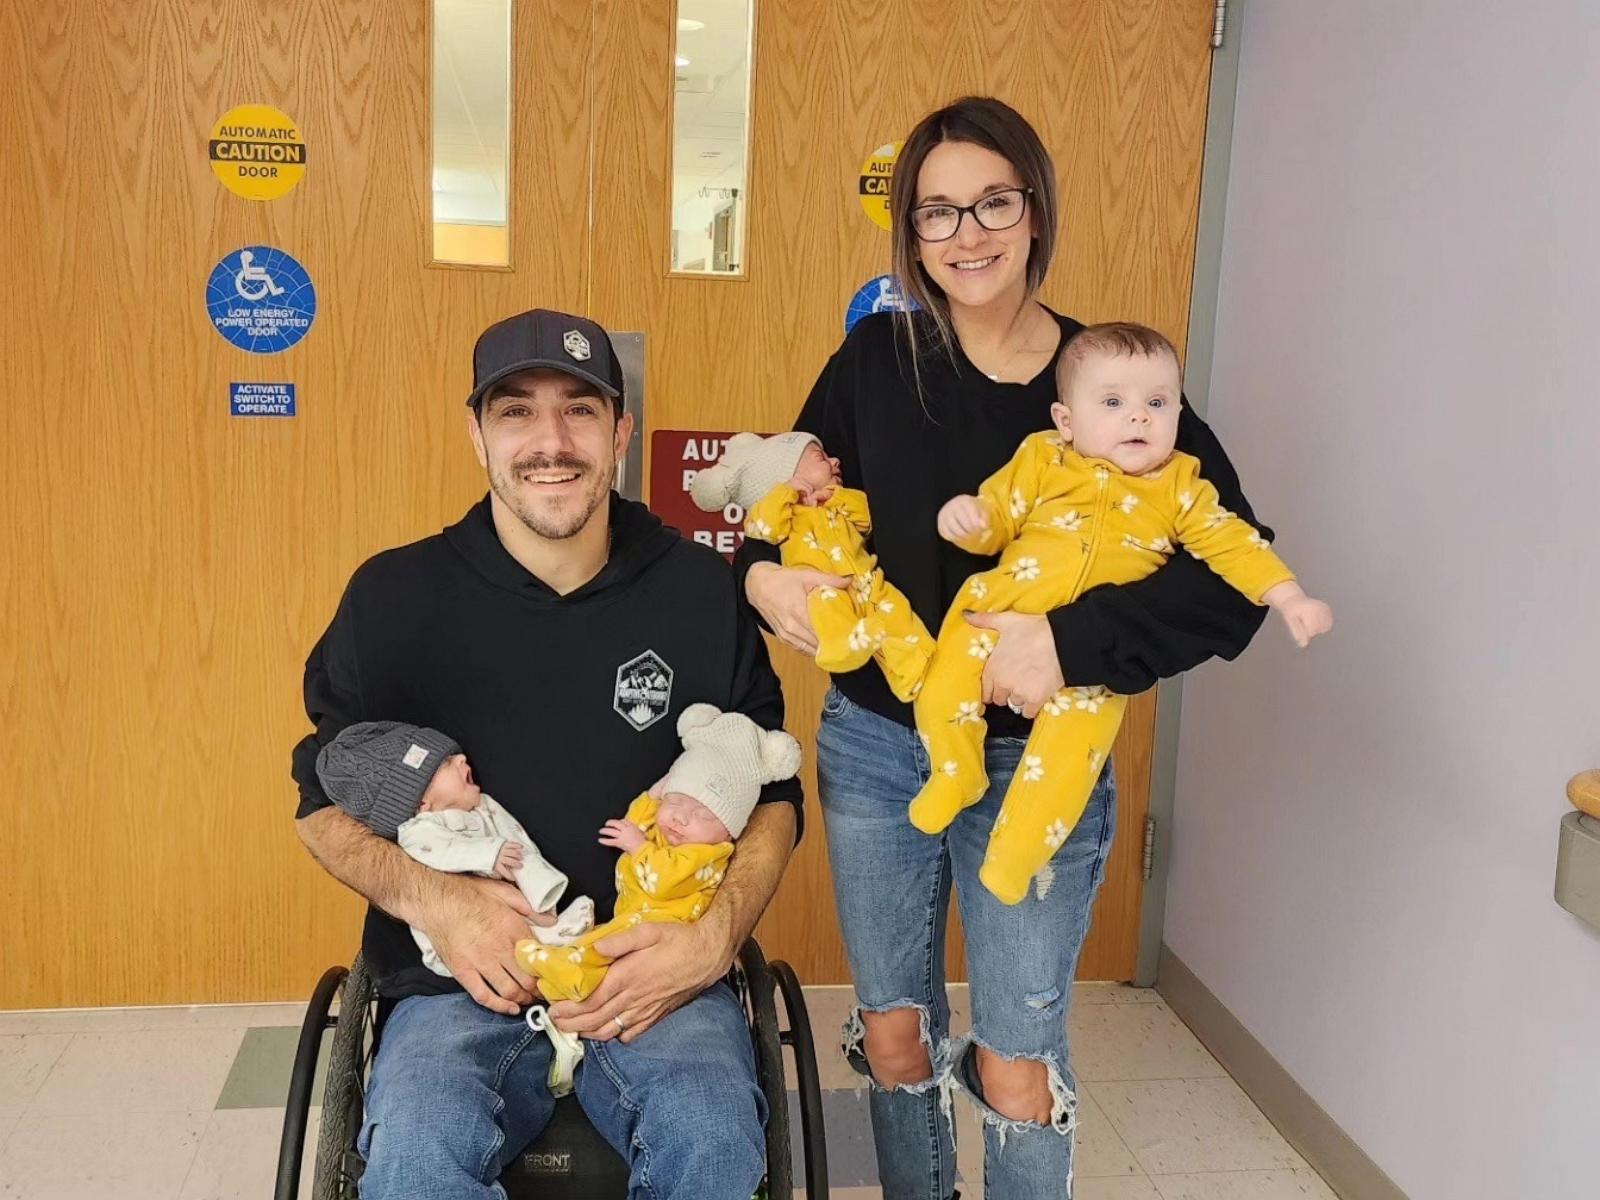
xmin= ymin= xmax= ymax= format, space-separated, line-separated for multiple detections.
xmin=845 ymin=274 xmax=918 ymax=334
xmin=206 ymin=245 xmax=316 ymax=354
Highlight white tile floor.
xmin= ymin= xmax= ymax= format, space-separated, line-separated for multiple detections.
xmin=0 ymin=986 xmax=1337 ymax=1200
xmin=178 ymin=1108 xmax=321 ymax=1200
xmin=801 ymin=984 xmax=1334 ymax=1199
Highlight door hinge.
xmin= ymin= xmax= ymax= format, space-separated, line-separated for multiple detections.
xmin=1142 ymin=815 xmax=1157 ymax=880
xmin=1211 ymin=0 xmax=1228 ymax=49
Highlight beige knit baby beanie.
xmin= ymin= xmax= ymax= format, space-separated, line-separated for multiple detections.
xmin=660 ymin=704 xmax=803 ymax=837
xmin=688 ymin=432 xmax=820 ymax=513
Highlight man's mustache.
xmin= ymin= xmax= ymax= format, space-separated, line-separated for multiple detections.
xmin=510 ymin=453 xmax=590 ymax=475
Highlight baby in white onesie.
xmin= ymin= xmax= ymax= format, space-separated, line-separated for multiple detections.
xmin=316 ymin=721 xmax=592 ymax=977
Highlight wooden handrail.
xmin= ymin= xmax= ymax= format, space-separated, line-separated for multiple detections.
xmin=1568 ymin=770 xmax=1600 ymax=821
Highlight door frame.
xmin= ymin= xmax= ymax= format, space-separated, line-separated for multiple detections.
xmin=1137 ymin=0 xmax=1252 ymax=987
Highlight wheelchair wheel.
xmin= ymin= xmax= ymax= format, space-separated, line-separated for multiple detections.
xmin=274 ymin=964 xmax=345 ymax=1200
xmin=273 ymin=956 xmax=377 ymax=1200
xmin=311 ymin=953 xmax=376 ymax=1200
xmin=772 ymin=960 xmax=829 ymax=1200
xmin=737 ymin=941 xmax=793 ymax=1198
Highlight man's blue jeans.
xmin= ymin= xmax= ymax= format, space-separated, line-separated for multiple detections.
xmin=358 ymin=983 xmax=766 ymax=1200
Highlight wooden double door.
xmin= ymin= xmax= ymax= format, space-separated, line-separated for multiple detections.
xmin=0 ymin=0 xmax=1213 ymax=1007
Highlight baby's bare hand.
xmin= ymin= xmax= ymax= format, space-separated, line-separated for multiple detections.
xmin=938 ymin=495 xmax=990 ymax=543
xmin=598 ymin=819 xmax=646 ymax=853
xmin=1282 ymin=597 xmax=1334 ymax=648
xmin=494 ymin=842 xmax=525 ymax=880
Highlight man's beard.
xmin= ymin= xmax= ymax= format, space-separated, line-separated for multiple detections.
xmin=492 ymin=451 xmax=612 ymax=541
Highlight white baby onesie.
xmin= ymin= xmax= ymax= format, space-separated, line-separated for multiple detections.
xmin=396 ymin=793 xmax=579 ymax=977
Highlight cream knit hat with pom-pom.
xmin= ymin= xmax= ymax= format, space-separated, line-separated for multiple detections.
xmin=660 ymin=704 xmax=802 ymax=837
xmin=688 ymin=432 xmax=820 ymax=513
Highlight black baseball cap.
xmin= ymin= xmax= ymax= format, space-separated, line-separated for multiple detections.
xmin=466 ymin=308 xmax=624 ymax=410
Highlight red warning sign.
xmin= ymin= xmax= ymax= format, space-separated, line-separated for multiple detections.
xmin=649 ymin=429 xmax=767 ymax=560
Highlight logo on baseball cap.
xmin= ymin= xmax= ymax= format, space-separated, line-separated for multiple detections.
xmin=466 ymin=309 xmax=624 ymax=410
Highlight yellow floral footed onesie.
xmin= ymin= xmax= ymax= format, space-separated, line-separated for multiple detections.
xmin=743 ymin=484 xmax=933 ymax=701
xmin=515 ymin=793 xmax=731 ymax=1002
xmin=909 ymin=431 xmax=1297 ymax=904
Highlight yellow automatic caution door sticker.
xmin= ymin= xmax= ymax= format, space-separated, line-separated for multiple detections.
xmin=209 ymin=104 xmax=306 ymax=201
xmin=858 ymin=141 xmax=901 ymax=231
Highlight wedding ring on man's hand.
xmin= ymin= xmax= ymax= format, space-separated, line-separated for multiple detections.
xmin=613 ymin=1015 xmax=627 ymax=1034
xmin=1007 ymin=698 xmax=1025 ymax=714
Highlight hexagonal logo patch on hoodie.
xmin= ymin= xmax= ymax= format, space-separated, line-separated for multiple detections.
xmin=614 ymin=650 xmax=673 ymax=731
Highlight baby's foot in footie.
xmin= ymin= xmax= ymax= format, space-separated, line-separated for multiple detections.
xmin=531 ymin=895 xmax=596 ymax=946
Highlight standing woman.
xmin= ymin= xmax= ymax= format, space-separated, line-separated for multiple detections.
xmin=737 ymin=97 xmax=1268 ymax=1199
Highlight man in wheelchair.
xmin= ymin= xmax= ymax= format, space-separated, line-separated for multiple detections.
xmin=289 ymin=309 xmax=803 ymax=1200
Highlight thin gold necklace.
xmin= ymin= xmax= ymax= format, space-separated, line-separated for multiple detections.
xmin=981 ymin=306 xmax=1044 ymax=382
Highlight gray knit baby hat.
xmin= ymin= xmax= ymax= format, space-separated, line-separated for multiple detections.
xmin=688 ymin=432 xmax=820 ymax=513
xmin=315 ymin=721 xmax=463 ymax=840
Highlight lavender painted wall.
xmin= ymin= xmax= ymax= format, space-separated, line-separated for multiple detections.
xmin=1168 ymin=4 xmax=1600 ymax=1197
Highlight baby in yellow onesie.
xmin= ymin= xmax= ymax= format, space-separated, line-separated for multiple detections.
xmin=690 ymin=431 xmax=933 ymax=701
xmin=911 ymin=322 xmax=1333 ymax=905
xmin=514 ymin=703 xmax=801 ymax=1003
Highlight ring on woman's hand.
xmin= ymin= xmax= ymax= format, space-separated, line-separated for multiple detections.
xmin=1007 ymin=698 xmax=1025 ymax=714
xmin=613 ymin=1015 xmax=627 ymax=1034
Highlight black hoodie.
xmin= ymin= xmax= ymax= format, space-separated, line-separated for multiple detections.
xmin=291 ymin=494 xmax=802 ymax=998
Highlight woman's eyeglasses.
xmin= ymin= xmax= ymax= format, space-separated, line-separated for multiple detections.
xmin=909 ymin=188 xmax=1032 ymax=242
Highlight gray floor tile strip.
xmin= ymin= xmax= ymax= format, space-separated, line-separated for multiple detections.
xmin=217 ymin=1026 xmax=331 ymax=1111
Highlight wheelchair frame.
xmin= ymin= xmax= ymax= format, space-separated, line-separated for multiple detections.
xmin=274 ymin=940 xmax=828 ymax=1199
